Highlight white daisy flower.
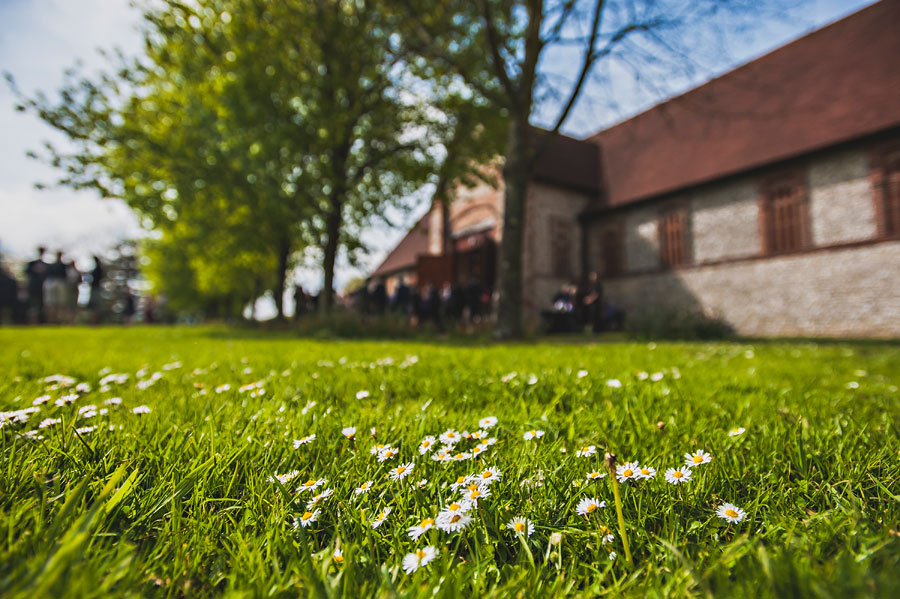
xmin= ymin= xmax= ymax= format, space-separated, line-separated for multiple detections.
xmin=506 ymin=516 xmax=534 ymax=537
xmin=55 ymin=394 xmax=78 ymax=407
xmin=300 ymin=400 xmax=316 ymax=415
xmin=297 ymin=478 xmax=326 ymax=493
xmin=650 ymin=372 xmax=664 ymax=382
xmin=684 ymin=449 xmax=712 ymax=467
xmin=388 ymin=462 xmax=414 ymax=481
xmin=608 ymin=551 xmax=617 ymax=561
xmin=75 ymin=426 xmax=95 ymax=435
xmin=132 ymin=405 xmax=151 ymax=414
xmin=342 ymin=426 xmax=356 ymax=439
xmin=615 ymin=461 xmax=640 ymax=482
xmin=407 ymin=517 xmax=435 ymax=540
xmin=449 ymin=451 xmax=472 ymax=462
xmin=104 ymin=397 xmax=122 ymax=406
xmin=439 ymin=429 xmax=461 ymax=445
xmin=602 ymin=532 xmax=615 ymax=544
xmin=306 ymin=488 xmax=334 ymax=509
xmin=470 ymin=430 xmax=488 ymax=440
xmin=527 ymin=374 xmax=538 ymax=385
xmin=416 ymin=478 xmax=428 ymax=488
xmin=577 ymin=370 xmax=589 ymax=378
xmin=377 ymin=446 xmax=399 ymax=461
xmin=295 ymin=509 xmax=320 ymax=528
xmin=638 ymin=465 xmax=657 ymax=480
xmin=369 ymin=443 xmax=387 ymax=455
xmin=576 ymin=445 xmax=597 ymax=458
xmin=371 ymin=507 xmax=391 ymax=528
xmin=479 ymin=437 xmax=498 ymax=447
xmin=450 ymin=475 xmax=472 ymax=490
xmin=575 ymin=497 xmax=606 ymax=516
xmin=402 ymin=545 xmax=438 ymax=574
xmin=293 ymin=435 xmax=316 ymax=448
xmin=418 ymin=436 xmax=436 ymax=454
xmin=356 ymin=390 xmax=370 ymax=400
xmin=637 ymin=371 xmax=649 ymax=380
xmin=354 ymin=481 xmax=374 ymax=496
xmin=442 ymin=500 xmax=473 ymax=515
xmin=716 ymin=502 xmax=747 ymax=523
xmin=32 ymin=395 xmax=51 ymax=406
xmin=478 ymin=416 xmax=498 ymax=429
xmin=664 ymin=466 xmax=693 ymax=484
xmin=462 ymin=486 xmax=490 ymax=503
xmin=476 ymin=468 xmax=502 ymax=485
xmin=215 ymin=384 xmax=231 ymax=394
xmin=606 ymin=379 xmax=622 ymax=388
xmin=586 ymin=470 xmax=606 ymax=480
xmin=471 ymin=445 xmax=488 ymax=457
xmin=38 ymin=418 xmax=61 ymax=429
xmin=523 ymin=429 xmax=545 ymax=441
xmin=269 ymin=470 xmax=300 ymax=484
xmin=436 ymin=510 xmax=472 ymax=533
xmin=333 ymin=548 xmax=344 ymax=563
xmin=728 ymin=427 xmax=746 ymax=437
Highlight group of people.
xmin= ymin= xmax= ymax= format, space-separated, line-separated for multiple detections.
xmin=356 ymin=278 xmax=492 ymax=331
xmin=0 ymin=247 xmax=106 ymax=325
xmin=546 ymin=271 xmax=624 ymax=334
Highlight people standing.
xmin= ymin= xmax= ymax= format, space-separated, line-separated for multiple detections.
xmin=25 ymin=246 xmax=48 ymax=324
xmin=0 ymin=259 xmax=18 ymax=325
xmin=43 ymin=251 xmax=68 ymax=324
xmin=583 ymin=271 xmax=605 ymax=333
xmin=88 ymin=255 xmax=105 ymax=323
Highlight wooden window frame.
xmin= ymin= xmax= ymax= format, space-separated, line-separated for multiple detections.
xmin=659 ymin=204 xmax=691 ymax=268
xmin=871 ymin=139 xmax=900 ymax=239
xmin=596 ymin=220 xmax=624 ymax=278
xmin=758 ymin=168 xmax=810 ymax=256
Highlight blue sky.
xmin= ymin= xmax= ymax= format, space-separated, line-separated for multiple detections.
xmin=0 ymin=0 xmax=877 ymax=294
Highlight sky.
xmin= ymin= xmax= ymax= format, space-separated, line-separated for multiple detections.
xmin=0 ymin=0 xmax=878 ymax=297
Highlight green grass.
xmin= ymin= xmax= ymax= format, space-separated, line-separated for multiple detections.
xmin=1 ymin=326 xmax=898 ymax=598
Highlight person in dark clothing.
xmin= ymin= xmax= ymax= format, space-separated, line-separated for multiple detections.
xmin=426 ymin=283 xmax=444 ymax=333
xmin=548 ymin=283 xmax=578 ymax=333
xmin=88 ymin=255 xmax=104 ymax=322
xmin=44 ymin=251 xmax=68 ymax=324
xmin=392 ymin=278 xmax=411 ymax=317
xmin=293 ymin=285 xmax=308 ymax=321
xmin=0 ymin=260 xmax=18 ymax=325
xmin=582 ymin=271 xmax=605 ymax=333
xmin=465 ymin=280 xmax=483 ymax=324
xmin=25 ymin=246 xmax=48 ymax=324
xmin=371 ymin=280 xmax=387 ymax=315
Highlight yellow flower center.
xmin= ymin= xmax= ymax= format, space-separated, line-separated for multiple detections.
xmin=416 ymin=550 xmax=427 ymax=558
xmin=641 ymin=469 xmax=650 ymax=475
xmin=673 ymin=471 xmax=683 ymax=478
xmin=514 ymin=522 xmax=526 ymax=532
xmin=302 ymin=511 xmax=313 ymax=520
xmin=467 ymin=483 xmax=478 ymax=491
xmin=377 ymin=512 xmax=386 ymax=520
xmin=450 ymin=514 xmax=461 ymax=523
xmin=396 ymin=466 xmax=406 ymax=474
xmin=693 ymin=455 xmax=703 ymax=463
xmin=420 ymin=518 xmax=434 ymax=527
xmin=530 ymin=430 xmax=537 ymax=435
xmin=732 ymin=428 xmax=741 ymax=434
xmin=623 ymin=469 xmax=633 ymax=477
xmin=456 ymin=476 xmax=467 ymax=484
xmin=471 ymin=490 xmax=482 ymax=498
xmin=303 ymin=480 xmax=315 ymax=487
xmin=454 ymin=453 xmax=464 ymax=459
xmin=725 ymin=509 xmax=738 ymax=518
xmin=423 ymin=440 xmax=430 ymax=447
xmin=482 ymin=471 xmax=493 ymax=478
xmin=447 ymin=432 xmax=456 ymax=438
xmin=448 ymin=503 xmax=461 ymax=511
xmin=334 ymin=555 xmax=344 ymax=563
xmin=587 ymin=503 xmax=597 ymax=513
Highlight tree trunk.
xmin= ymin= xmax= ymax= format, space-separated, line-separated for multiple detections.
xmin=494 ymin=116 xmax=530 ymax=339
xmin=273 ymin=235 xmax=291 ymax=320
xmin=320 ymin=196 xmax=342 ymax=313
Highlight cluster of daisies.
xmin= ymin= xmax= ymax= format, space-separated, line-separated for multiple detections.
xmin=271 ymin=414 xmax=749 ymax=575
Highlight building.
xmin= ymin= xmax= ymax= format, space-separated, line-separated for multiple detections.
xmin=369 ymin=0 xmax=900 ymax=337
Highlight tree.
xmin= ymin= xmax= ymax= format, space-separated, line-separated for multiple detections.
xmin=393 ymin=0 xmax=763 ymax=338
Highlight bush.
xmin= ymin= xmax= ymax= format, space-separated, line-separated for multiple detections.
xmin=625 ymin=307 xmax=734 ymax=340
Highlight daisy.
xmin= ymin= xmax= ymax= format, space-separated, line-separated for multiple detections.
xmin=470 ymin=430 xmax=488 ymax=440
xmin=442 ymin=500 xmax=473 ymax=515
xmin=716 ymin=502 xmax=747 ymax=524
xmin=506 ymin=516 xmax=534 ymax=537
xmin=416 ymin=478 xmax=428 ymax=489
xmin=418 ymin=436 xmax=436 ymax=454
xmin=269 ymin=470 xmax=300 ymax=484
xmin=377 ymin=446 xmax=399 ymax=461
xmin=293 ymin=435 xmax=315 ymax=448
xmin=436 ymin=510 xmax=472 ymax=533
xmin=388 ymin=462 xmax=414 ymax=481
xmin=370 ymin=443 xmax=387 ymax=455
xmin=356 ymin=390 xmax=370 ymax=400
xmin=615 ymin=461 xmax=640 ymax=482
xmin=576 ymin=445 xmax=597 ymax=458
xmin=439 ymin=429 xmax=461 ymax=445
xmin=664 ymin=466 xmax=693 ymax=484
xmin=462 ymin=486 xmax=491 ymax=503
xmin=575 ymin=497 xmax=606 ymax=516
xmin=371 ymin=507 xmax=391 ymax=528
xmin=449 ymin=451 xmax=472 ymax=462
xmin=38 ymin=418 xmax=61 ymax=429
xmin=479 ymin=437 xmax=498 ymax=447
xmin=215 ymin=384 xmax=231 ymax=394
xmin=402 ymin=546 xmax=438 ymax=574
xmin=354 ymin=481 xmax=374 ymax=496
xmin=306 ymin=488 xmax=334 ymax=509
xmin=650 ymin=372 xmax=664 ymax=382
xmin=684 ymin=449 xmax=712 ymax=467
xmin=471 ymin=445 xmax=488 ymax=457
xmin=476 ymin=468 xmax=502 ymax=485
xmin=297 ymin=478 xmax=326 ymax=493
xmin=638 ymin=465 xmax=657 ymax=480
xmin=75 ymin=426 xmax=95 ymax=435
xmin=132 ymin=405 xmax=151 ymax=414
xmin=104 ymin=397 xmax=122 ymax=406
xmin=32 ymin=395 xmax=51 ymax=406
xmin=407 ymin=517 xmax=435 ymax=540
xmin=333 ymin=548 xmax=344 ymax=563
xmin=577 ymin=369 xmax=589 ymax=378
xmin=606 ymin=379 xmax=622 ymax=388
xmin=450 ymin=475 xmax=472 ymax=490
xmin=479 ymin=416 xmax=498 ymax=429
xmin=341 ymin=426 xmax=356 ymax=439
xmin=523 ymin=429 xmax=544 ymax=441
xmin=586 ymin=470 xmax=606 ymax=480
xmin=728 ymin=427 xmax=746 ymax=437
xmin=296 ymin=509 xmax=320 ymax=528
xmin=608 ymin=551 xmax=617 ymax=561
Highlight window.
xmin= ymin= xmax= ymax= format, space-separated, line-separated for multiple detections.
xmin=660 ymin=208 xmax=690 ymax=267
xmin=549 ymin=218 xmax=572 ymax=278
xmin=761 ymin=172 xmax=808 ymax=254
xmin=601 ymin=227 xmax=623 ymax=276
xmin=873 ymin=145 xmax=900 ymax=237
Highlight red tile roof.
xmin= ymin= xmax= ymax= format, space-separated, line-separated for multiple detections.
xmin=532 ymin=132 xmax=601 ymax=194
xmin=588 ymin=0 xmax=900 ymax=208
xmin=369 ymin=212 xmax=431 ymax=279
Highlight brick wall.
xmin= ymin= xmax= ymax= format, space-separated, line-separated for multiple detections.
xmin=691 ymin=178 xmax=760 ymax=261
xmin=809 ymin=147 xmax=877 ymax=245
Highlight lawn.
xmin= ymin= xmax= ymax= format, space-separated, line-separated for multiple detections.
xmin=1 ymin=327 xmax=898 ymax=598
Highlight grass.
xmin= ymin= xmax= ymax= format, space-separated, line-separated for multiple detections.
xmin=1 ymin=326 xmax=898 ymax=598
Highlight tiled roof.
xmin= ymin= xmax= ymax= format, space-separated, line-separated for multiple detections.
xmin=587 ymin=0 xmax=900 ymax=208
xmin=369 ymin=212 xmax=431 ymax=278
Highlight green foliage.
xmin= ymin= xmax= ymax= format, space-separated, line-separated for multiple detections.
xmin=625 ymin=309 xmax=735 ymax=341
xmin=1 ymin=328 xmax=899 ymax=598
